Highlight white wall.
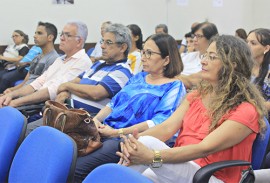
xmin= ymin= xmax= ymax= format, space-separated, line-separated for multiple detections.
xmin=0 ymin=0 xmax=269 ymax=46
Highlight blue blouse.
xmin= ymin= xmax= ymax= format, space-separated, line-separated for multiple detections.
xmin=251 ymin=73 xmax=270 ymax=119
xmin=103 ymin=72 xmax=186 ymax=129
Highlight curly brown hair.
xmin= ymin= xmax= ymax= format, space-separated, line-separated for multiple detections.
xmin=197 ymin=35 xmax=267 ymax=133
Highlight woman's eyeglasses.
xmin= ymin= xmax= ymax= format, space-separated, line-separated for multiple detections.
xmin=194 ymin=34 xmax=205 ymax=39
xmin=140 ymin=49 xmax=161 ymax=59
xmin=201 ymin=53 xmax=220 ymax=61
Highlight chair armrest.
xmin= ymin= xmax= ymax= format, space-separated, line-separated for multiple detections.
xmin=193 ymin=160 xmax=251 ymax=183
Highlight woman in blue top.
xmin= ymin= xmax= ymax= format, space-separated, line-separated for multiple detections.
xmin=247 ymin=29 xmax=270 ymax=114
xmin=74 ymin=33 xmax=186 ymax=182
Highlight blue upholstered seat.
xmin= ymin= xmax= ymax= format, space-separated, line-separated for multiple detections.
xmin=0 ymin=107 xmax=26 ymax=182
xmin=8 ymin=126 xmax=77 ymax=183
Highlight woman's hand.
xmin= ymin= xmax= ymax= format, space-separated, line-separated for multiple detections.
xmin=117 ymin=134 xmax=154 ymax=165
xmin=98 ymin=124 xmax=118 ymax=137
xmin=93 ymin=117 xmax=102 ymax=128
xmin=117 ymin=141 xmax=132 ymax=166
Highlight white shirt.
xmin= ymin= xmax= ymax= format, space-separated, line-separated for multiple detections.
xmin=90 ymin=40 xmax=102 ymax=58
xmin=181 ymin=51 xmax=202 ymax=75
xmin=30 ymin=49 xmax=92 ymax=100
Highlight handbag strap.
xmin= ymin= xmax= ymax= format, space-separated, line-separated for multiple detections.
xmin=54 ymin=112 xmax=67 ymax=132
xmin=43 ymin=107 xmax=51 ymax=126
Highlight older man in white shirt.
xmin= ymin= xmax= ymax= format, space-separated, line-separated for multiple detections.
xmin=0 ymin=21 xmax=92 ymax=108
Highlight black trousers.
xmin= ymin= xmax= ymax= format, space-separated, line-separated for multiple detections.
xmin=74 ymin=138 xmax=121 ymax=182
xmin=0 ymin=68 xmax=28 ymax=93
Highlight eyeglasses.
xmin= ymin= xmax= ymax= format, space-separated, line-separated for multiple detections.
xmin=194 ymin=34 xmax=205 ymax=39
xmin=100 ymin=39 xmax=122 ymax=46
xmin=59 ymin=32 xmax=80 ymax=39
xmin=201 ymin=53 xmax=220 ymax=61
xmin=140 ymin=49 xmax=161 ymax=59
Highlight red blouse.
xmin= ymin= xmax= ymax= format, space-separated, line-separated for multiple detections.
xmin=174 ymin=91 xmax=259 ymax=183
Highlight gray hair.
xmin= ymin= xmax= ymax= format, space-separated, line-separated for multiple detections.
xmin=155 ymin=24 xmax=168 ymax=34
xmin=104 ymin=23 xmax=132 ymax=57
xmin=66 ymin=20 xmax=88 ymax=47
xmin=102 ymin=21 xmax=112 ymax=27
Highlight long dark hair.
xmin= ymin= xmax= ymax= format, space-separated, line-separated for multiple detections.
xmin=149 ymin=34 xmax=183 ymax=78
xmin=127 ymin=24 xmax=143 ymax=50
xmin=192 ymin=22 xmax=218 ymax=40
xmin=249 ymin=28 xmax=270 ymax=91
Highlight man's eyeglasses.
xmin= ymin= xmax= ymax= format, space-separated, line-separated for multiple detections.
xmin=194 ymin=34 xmax=205 ymax=39
xmin=201 ymin=53 xmax=220 ymax=61
xmin=59 ymin=32 xmax=80 ymax=39
xmin=100 ymin=39 xmax=123 ymax=46
xmin=140 ymin=49 xmax=161 ymax=59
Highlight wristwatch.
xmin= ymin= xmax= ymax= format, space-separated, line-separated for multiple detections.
xmin=150 ymin=150 xmax=163 ymax=168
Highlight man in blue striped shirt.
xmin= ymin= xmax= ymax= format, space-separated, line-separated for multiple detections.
xmin=55 ymin=23 xmax=133 ymax=114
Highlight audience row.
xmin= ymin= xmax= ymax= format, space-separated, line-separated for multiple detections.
xmin=0 ymin=20 xmax=269 ymax=183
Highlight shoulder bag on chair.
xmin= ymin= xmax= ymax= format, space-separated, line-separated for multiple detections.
xmin=43 ymin=100 xmax=102 ymax=156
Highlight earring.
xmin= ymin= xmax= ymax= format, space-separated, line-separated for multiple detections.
xmin=264 ymin=50 xmax=267 ymax=55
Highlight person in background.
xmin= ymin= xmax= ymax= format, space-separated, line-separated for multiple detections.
xmin=0 ymin=30 xmax=29 ymax=70
xmin=155 ymin=24 xmax=168 ymax=34
xmin=74 ymin=33 xmax=186 ymax=182
xmin=178 ymin=22 xmax=218 ymax=90
xmin=90 ymin=21 xmax=112 ymax=63
xmin=247 ymin=28 xmax=270 ymax=115
xmin=3 ymin=22 xmax=59 ymax=94
xmin=181 ymin=22 xmax=218 ymax=76
xmin=0 ymin=45 xmax=42 ymax=93
xmin=179 ymin=22 xmax=199 ymax=54
xmin=180 ymin=32 xmax=196 ymax=58
xmin=118 ymin=35 xmax=267 ymax=183
xmin=235 ymin=28 xmax=248 ymax=42
xmin=127 ymin=24 xmax=143 ymax=74
xmin=0 ymin=20 xmax=92 ymax=108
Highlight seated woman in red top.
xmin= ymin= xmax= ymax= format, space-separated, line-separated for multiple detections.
xmin=117 ymin=35 xmax=267 ymax=183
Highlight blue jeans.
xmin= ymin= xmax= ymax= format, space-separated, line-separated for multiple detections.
xmin=74 ymin=137 xmax=121 ymax=183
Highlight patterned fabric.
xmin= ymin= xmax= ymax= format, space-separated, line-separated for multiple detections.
xmin=127 ymin=50 xmax=142 ymax=75
xmin=103 ymin=72 xmax=186 ymax=129
xmin=72 ymin=59 xmax=133 ymax=113
xmin=262 ymin=74 xmax=270 ymax=101
xmin=251 ymin=70 xmax=270 ymax=118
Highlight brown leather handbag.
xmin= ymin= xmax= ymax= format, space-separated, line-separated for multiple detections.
xmin=43 ymin=100 xmax=102 ymax=156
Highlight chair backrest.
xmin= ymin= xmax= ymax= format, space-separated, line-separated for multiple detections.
xmin=251 ymin=118 xmax=270 ymax=170
xmin=8 ymin=126 xmax=77 ymax=183
xmin=83 ymin=163 xmax=153 ymax=183
xmin=0 ymin=106 xmax=26 ymax=182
